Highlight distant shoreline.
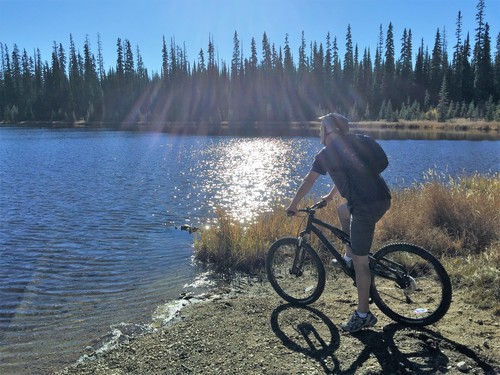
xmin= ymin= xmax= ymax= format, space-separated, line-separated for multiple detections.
xmin=1 ymin=119 xmax=499 ymax=138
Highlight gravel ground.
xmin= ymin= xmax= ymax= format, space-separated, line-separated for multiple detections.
xmin=54 ymin=272 xmax=500 ymax=375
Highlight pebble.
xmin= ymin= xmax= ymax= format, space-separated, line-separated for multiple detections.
xmin=457 ymin=361 xmax=469 ymax=372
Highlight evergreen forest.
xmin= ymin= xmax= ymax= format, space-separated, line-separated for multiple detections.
xmin=1 ymin=0 xmax=499 ymax=128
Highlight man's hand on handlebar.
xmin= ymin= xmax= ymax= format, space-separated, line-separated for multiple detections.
xmin=285 ymin=199 xmax=327 ymax=216
xmin=285 ymin=204 xmax=298 ymax=217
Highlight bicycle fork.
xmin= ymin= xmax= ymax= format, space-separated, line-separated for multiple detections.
xmin=289 ymin=233 xmax=310 ymax=277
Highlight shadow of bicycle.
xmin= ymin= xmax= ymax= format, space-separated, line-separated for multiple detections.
xmin=270 ymin=303 xmax=342 ymax=373
xmin=270 ymin=303 xmax=498 ymax=374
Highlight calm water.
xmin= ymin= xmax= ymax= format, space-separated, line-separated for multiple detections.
xmin=0 ymin=127 xmax=498 ymax=374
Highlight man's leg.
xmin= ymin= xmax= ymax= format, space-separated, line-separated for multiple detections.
xmin=351 ymin=207 xmax=376 ymax=314
xmin=350 ymin=211 xmax=377 ymax=314
xmin=341 ymin=217 xmax=377 ymax=333
xmin=352 ymin=255 xmax=371 ymax=313
xmin=341 ymin=200 xmax=390 ymax=332
xmin=337 ymin=203 xmax=352 ymax=257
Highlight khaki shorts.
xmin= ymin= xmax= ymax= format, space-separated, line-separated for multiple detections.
xmin=349 ymin=199 xmax=391 ymax=256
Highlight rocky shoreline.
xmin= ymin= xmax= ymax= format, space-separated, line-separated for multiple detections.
xmin=54 ymin=274 xmax=500 ymax=375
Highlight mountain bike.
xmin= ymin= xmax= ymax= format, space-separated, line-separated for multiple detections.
xmin=266 ymin=200 xmax=452 ymax=327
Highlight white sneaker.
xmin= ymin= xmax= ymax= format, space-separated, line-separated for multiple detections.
xmin=341 ymin=311 xmax=378 ymax=333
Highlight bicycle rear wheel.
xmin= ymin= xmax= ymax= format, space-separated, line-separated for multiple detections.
xmin=266 ymin=237 xmax=325 ymax=306
xmin=370 ymin=243 xmax=452 ymax=326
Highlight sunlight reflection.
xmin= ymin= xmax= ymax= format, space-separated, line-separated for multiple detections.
xmin=198 ymin=138 xmax=301 ymax=224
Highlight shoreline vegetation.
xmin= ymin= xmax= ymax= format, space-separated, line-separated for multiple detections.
xmin=1 ymin=119 xmax=500 ymax=137
xmin=194 ymin=173 xmax=500 ymax=314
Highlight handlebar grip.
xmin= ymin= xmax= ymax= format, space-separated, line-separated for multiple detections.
xmin=317 ymin=199 xmax=327 ymax=208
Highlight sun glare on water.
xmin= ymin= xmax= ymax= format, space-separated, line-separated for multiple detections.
xmin=198 ymin=138 xmax=298 ymax=224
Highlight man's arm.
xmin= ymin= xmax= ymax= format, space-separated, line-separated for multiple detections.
xmin=286 ymin=170 xmax=320 ymax=214
xmin=322 ymin=185 xmax=339 ymax=203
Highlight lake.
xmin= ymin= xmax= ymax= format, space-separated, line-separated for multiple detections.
xmin=0 ymin=127 xmax=498 ymax=374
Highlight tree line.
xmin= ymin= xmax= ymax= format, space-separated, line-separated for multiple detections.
xmin=1 ymin=0 xmax=499 ymax=127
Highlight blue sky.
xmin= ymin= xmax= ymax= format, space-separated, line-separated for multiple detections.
xmin=1 ymin=0 xmax=499 ymax=74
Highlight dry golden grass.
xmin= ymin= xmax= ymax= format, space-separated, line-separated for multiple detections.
xmin=356 ymin=119 xmax=500 ymax=132
xmin=194 ymin=207 xmax=304 ymax=274
xmin=376 ymin=171 xmax=499 ymax=255
xmin=194 ymin=173 xmax=500 ymax=312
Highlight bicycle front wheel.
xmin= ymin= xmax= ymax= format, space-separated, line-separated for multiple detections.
xmin=266 ymin=237 xmax=325 ymax=306
xmin=370 ymin=243 xmax=452 ymax=326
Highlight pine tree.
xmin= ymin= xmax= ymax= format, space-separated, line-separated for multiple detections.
xmin=437 ymin=75 xmax=449 ymax=122
xmin=83 ymin=36 xmax=100 ymax=121
xmin=472 ymin=0 xmax=493 ymax=103
xmin=383 ymin=23 xmax=396 ymax=106
xmin=462 ymin=33 xmax=475 ymax=103
xmin=11 ymin=44 xmax=22 ymax=108
xmin=207 ymin=35 xmax=216 ymax=74
xmin=473 ymin=0 xmax=486 ymax=67
xmin=124 ymin=39 xmax=134 ymax=83
xmin=283 ymin=33 xmax=294 ymax=75
xmin=475 ymin=22 xmax=494 ymax=103
xmin=136 ymin=45 xmax=147 ymax=83
xmin=21 ymin=49 xmax=33 ymax=118
xmin=249 ymin=37 xmax=257 ymax=73
xmin=495 ymin=32 xmax=500 ymax=100
xmin=430 ymin=28 xmax=443 ymax=102
xmin=332 ymin=36 xmax=341 ymax=87
xmin=343 ymin=24 xmax=354 ymax=89
xmin=371 ymin=25 xmax=384 ymax=114
xmin=97 ymin=33 xmax=105 ymax=82
xmin=298 ymin=31 xmax=307 ymax=77
xmin=261 ymin=32 xmax=272 ymax=72
xmin=198 ymin=48 xmax=205 ymax=72
xmin=399 ymin=28 xmax=413 ymax=81
xmin=231 ymin=31 xmax=240 ymax=78
xmin=360 ymin=48 xmax=373 ymax=117
xmin=161 ymin=36 xmax=169 ymax=80
xmin=116 ymin=38 xmax=124 ymax=82
xmin=325 ymin=32 xmax=332 ymax=83
xmin=451 ymin=11 xmax=464 ymax=101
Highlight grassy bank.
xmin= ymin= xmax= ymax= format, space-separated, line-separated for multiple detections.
xmin=356 ymin=119 xmax=500 ymax=132
xmin=194 ymin=173 xmax=499 ymax=313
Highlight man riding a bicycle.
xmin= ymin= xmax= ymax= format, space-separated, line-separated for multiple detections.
xmin=285 ymin=113 xmax=391 ymax=333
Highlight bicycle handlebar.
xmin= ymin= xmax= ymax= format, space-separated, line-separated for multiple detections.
xmin=287 ymin=199 xmax=327 ymax=216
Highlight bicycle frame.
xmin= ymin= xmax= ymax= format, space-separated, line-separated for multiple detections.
xmin=296 ymin=205 xmax=407 ymax=287
xmin=298 ymin=209 xmax=354 ymax=277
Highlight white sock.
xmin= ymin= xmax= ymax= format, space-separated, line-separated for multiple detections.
xmin=357 ymin=311 xmax=368 ymax=318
